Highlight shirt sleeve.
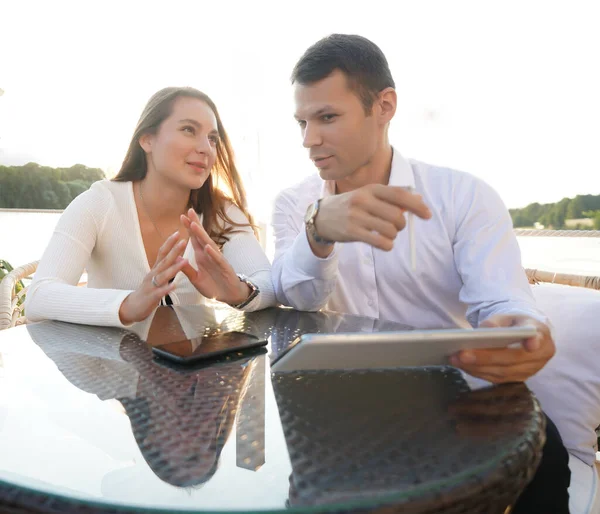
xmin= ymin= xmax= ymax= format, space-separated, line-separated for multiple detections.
xmin=452 ymin=175 xmax=548 ymax=327
xmin=25 ymin=184 xmax=133 ymax=327
xmin=270 ymin=188 xmax=339 ymax=311
xmin=220 ymin=204 xmax=277 ymax=312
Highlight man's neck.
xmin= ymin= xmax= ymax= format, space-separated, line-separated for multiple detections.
xmin=335 ymin=142 xmax=393 ymax=194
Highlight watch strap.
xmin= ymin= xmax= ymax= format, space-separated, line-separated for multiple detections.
xmin=232 ymin=274 xmax=260 ymax=309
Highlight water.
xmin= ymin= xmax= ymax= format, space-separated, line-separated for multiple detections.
xmin=518 ymin=237 xmax=600 ymax=276
xmin=1 ymin=210 xmax=63 ymax=267
xmin=1 ymin=210 xmax=600 ymax=276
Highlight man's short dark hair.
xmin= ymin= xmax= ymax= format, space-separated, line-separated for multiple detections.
xmin=291 ymin=34 xmax=396 ymax=113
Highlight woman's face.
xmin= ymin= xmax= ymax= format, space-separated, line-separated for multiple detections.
xmin=141 ymin=96 xmax=219 ymax=190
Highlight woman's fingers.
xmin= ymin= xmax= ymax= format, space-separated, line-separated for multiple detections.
xmin=151 ymin=256 xmax=188 ymax=288
xmin=189 ymin=219 xmax=219 ymax=250
xmin=151 ymin=281 xmax=176 ymax=301
xmin=183 ymin=210 xmax=220 ymax=253
xmin=155 ymin=230 xmax=182 ymax=264
xmin=182 ymin=214 xmax=208 ymax=249
xmin=180 ymin=260 xmax=199 ymax=282
xmin=190 ymin=231 xmax=203 ymax=254
xmin=187 ymin=207 xmax=202 ymax=226
xmin=180 ymin=214 xmax=191 ymax=229
xmin=153 ymin=238 xmax=187 ymax=274
xmin=204 ymin=244 xmax=233 ymax=275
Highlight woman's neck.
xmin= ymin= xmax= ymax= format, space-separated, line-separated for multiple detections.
xmin=138 ymin=174 xmax=191 ymax=221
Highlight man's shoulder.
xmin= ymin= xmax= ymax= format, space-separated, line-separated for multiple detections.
xmin=409 ymin=159 xmax=478 ymax=183
xmin=409 ymin=159 xmax=495 ymax=195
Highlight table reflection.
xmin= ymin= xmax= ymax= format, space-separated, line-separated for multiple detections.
xmin=19 ymin=305 xmax=542 ymax=510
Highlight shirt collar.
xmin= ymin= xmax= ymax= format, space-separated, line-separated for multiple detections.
xmin=321 ymin=147 xmax=415 ymax=197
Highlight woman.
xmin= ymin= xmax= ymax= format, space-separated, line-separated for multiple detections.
xmin=25 ymin=87 xmax=276 ymax=327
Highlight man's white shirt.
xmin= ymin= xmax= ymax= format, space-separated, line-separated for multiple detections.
xmin=271 ymin=149 xmax=546 ymax=329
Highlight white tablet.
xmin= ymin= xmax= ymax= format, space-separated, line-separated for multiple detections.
xmin=270 ymin=325 xmax=537 ymax=372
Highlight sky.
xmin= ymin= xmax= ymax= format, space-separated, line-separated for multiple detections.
xmin=1 ymin=0 xmax=599 ymax=221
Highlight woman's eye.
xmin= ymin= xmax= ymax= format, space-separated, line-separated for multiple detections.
xmin=182 ymin=125 xmax=195 ymax=134
xmin=209 ymin=135 xmax=219 ymax=145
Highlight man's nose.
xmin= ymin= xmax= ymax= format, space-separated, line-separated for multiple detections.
xmin=302 ymin=123 xmax=322 ymax=149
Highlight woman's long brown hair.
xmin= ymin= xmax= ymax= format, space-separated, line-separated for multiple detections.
xmin=113 ymin=87 xmax=255 ymax=245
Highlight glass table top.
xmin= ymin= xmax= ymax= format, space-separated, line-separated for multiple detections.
xmin=0 ymin=305 xmax=544 ymax=512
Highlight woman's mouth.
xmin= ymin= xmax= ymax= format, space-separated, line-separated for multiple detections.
xmin=187 ymin=162 xmax=207 ymax=173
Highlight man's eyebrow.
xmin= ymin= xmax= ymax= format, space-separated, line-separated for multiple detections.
xmin=294 ymin=105 xmax=337 ymax=120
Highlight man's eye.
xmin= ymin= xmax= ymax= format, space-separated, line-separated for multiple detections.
xmin=321 ymin=114 xmax=337 ymax=122
xmin=297 ymin=120 xmax=306 ymax=128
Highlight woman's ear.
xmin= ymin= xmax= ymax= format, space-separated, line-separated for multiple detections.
xmin=139 ymin=133 xmax=153 ymax=153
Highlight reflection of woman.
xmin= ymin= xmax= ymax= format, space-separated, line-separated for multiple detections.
xmin=25 ymin=86 xmax=275 ymax=328
xmin=118 ymin=335 xmax=258 ymax=487
xmin=27 ymin=307 xmax=261 ymax=488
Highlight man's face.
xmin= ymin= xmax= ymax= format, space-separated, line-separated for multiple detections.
xmin=294 ymin=70 xmax=380 ymax=181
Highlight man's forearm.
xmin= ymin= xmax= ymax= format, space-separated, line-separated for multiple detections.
xmin=272 ymin=230 xmax=339 ymax=311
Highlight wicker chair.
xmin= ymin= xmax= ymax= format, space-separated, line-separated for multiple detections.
xmin=0 ymin=260 xmax=39 ymax=330
xmin=526 ymin=268 xmax=600 ymax=290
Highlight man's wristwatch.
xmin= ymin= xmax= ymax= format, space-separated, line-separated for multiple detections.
xmin=304 ymin=199 xmax=334 ymax=245
xmin=231 ymin=273 xmax=260 ymax=309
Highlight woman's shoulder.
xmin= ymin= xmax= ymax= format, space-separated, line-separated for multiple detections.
xmin=90 ymin=179 xmax=132 ymax=198
xmin=59 ymin=180 xmax=132 ymax=229
xmin=72 ymin=180 xmax=133 ymax=211
xmin=223 ymin=201 xmax=250 ymax=225
xmin=69 ymin=178 xmax=127 ymax=201
xmin=210 ymin=201 xmax=255 ymax=239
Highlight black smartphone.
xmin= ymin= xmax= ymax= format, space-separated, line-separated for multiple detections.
xmin=151 ymin=331 xmax=268 ymax=364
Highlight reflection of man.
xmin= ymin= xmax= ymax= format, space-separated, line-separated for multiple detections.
xmin=274 ymin=366 xmax=544 ymax=509
xmin=269 ymin=308 xmax=414 ymax=360
xmin=27 ymin=306 xmax=265 ymax=488
xmin=271 ymin=34 xmax=569 ymax=512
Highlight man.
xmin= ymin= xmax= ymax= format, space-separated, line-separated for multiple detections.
xmin=271 ymin=34 xmax=569 ymax=512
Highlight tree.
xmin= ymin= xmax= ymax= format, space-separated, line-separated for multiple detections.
xmin=65 ymin=180 xmax=90 ymax=199
xmin=583 ymin=210 xmax=600 ymax=230
xmin=511 ymin=195 xmax=600 ymax=229
xmin=0 ymin=163 xmax=106 ymax=209
xmin=567 ymin=196 xmax=584 ymax=219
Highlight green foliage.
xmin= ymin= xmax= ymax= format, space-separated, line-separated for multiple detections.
xmin=0 ymin=163 xmax=105 ymax=209
xmin=583 ymin=210 xmax=600 ymax=230
xmin=510 ymin=195 xmax=600 ymax=229
xmin=0 ymin=260 xmax=25 ymax=309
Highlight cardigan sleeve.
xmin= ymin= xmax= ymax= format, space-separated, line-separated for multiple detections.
xmin=25 ymin=182 xmax=134 ymax=327
xmin=219 ymin=204 xmax=277 ymax=311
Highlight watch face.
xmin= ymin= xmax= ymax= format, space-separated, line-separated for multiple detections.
xmin=304 ymin=202 xmax=317 ymax=224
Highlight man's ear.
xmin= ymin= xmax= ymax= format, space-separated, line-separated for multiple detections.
xmin=377 ymin=87 xmax=397 ymax=125
xmin=139 ymin=133 xmax=153 ymax=153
